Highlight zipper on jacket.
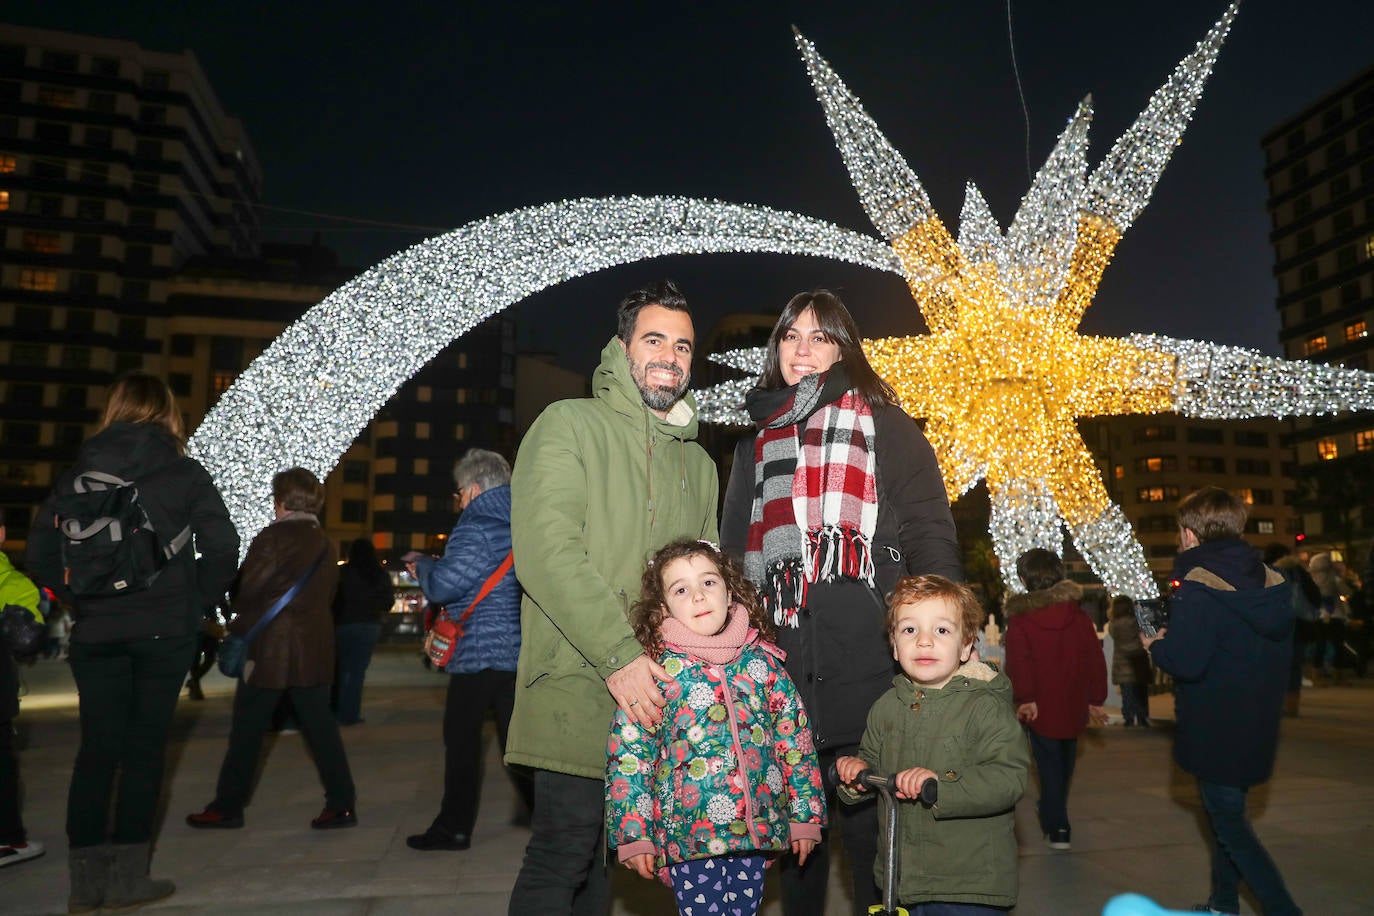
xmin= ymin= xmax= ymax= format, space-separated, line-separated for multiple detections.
xmin=714 ymin=663 xmax=763 ymax=848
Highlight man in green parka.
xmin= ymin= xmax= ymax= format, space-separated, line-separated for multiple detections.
xmin=506 ymin=280 xmax=719 ymax=915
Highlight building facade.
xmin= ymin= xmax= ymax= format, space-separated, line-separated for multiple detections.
xmin=1262 ymin=63 xmax=1374 ymax=555
xmin=0 ymin=24 xmax=516 ymax=562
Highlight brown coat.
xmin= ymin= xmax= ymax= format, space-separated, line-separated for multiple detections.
xmin=1107 ymin=614 xmax=1151 ymax=686
xmin=229 ymin=513 xmax=339 ymax=689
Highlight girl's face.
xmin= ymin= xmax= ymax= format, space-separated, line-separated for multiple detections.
xmin=660 ymin=555 xmax=731 ymax=638
xmin=778 ymin=307 xmax=841 ymax=386
xmin=890 ymin=597 xmax=972 ymax=689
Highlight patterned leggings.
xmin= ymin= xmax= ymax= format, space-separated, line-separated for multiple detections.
xmin=668 ymin=853 xmax=768 ymax=916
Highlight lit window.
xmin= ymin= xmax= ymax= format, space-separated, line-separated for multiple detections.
xmin=22 ymin=231 xmax=61 ymax=253
xmin=454 ymin=423 xmax=467 ymax=440
xmin=1356 ymin=430 xmax=1374 ymax=452
xmin=1257 ymin=520 xmax=1275 ymax=535
xmin=210 ymin=371 xmax=236 ymax=395
xmin=457 ymin=352 xmax=468 ymax=369
xmin=18 ymin=269 xmax=58 ymax=291
xmin=413 ymin=458 xmax=429 ymax=475
xmin=1366 ymin=236 xmax=1374 ymax=261
xmin=456 ymin=389 xmax=468 ymax=404
xmin=415 ymin=422 xmax=430 ymax=439
xmin=1136 ymin=486 xmax=1178 ymax=503
xmin=0 ymin=154 xmax=14 ymax=173
xmin=1304 ymin=335 xmax=1328 ymax=355
xmin=1346 ymin=320 xmax=1367 ymax=342
xmin=1317 ymin=438 xmax=1339 ymax=460
xmin=0 ymin=190 xmax=9 ymax=211
xmin=416 ymin=385 xmax=432 ymax=402
xmin=1237 ymin=488 xmax=1254 ymax=505
xmin=38 ymin=85 xmax=78 ymax=107
xmin=1113 ymin=464 xmax=1124 ymax=479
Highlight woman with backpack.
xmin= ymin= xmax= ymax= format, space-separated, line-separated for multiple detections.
xmin=27 ymin=373 xmax=240 ymax=913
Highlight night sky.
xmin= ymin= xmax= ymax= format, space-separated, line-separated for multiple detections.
xmin=10 ymin=1 xmax=1374 ymax=376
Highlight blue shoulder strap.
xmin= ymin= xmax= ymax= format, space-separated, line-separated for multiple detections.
xmin=243 ymin=543 xmax=331 ymax=644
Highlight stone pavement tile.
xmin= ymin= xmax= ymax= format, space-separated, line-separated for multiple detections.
xmin=150 ymin=902 xmax=370 ymax=916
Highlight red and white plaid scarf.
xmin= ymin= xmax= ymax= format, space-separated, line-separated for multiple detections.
xmin=745 ymin=369 xmax=877 ymax=627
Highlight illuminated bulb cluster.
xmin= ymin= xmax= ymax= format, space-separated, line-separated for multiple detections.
xmin=700 ymin=1 xmax=1371 ymax=599
xmin=192 ymin=1 xmax=1374 ymax=600
xmin=188 ymin=198 xmax=896 ymax=552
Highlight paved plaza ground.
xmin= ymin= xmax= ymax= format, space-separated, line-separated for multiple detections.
xmin=2 ymin=645 xmax=1372 ymax=915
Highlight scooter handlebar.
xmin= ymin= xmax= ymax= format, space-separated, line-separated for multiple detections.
xmin=828 ymin=763 xmax=938 ymax=806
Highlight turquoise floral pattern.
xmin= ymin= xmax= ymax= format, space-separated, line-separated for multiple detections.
xmin=605 ymin=639 xmax=825 ymax=881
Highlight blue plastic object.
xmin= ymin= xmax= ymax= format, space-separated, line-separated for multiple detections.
xmin=1102 ymin=893 xmax=1208 ymax=916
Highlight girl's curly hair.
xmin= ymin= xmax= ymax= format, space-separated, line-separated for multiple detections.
xmin=630 ymin=539 xmax=775 ymax=658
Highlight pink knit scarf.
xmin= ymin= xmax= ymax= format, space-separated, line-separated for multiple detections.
xmin=660 ymin=604 xmax=759 ymax=665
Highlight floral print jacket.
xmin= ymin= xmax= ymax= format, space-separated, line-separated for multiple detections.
xmin=605 ymin=625 xmax=826 ymax=881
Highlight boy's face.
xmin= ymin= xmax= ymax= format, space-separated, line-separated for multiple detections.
xmin=890 ymin=597 xmax=972 ymax=689
xmin=661 ymin=554 xmax=730 ymax=638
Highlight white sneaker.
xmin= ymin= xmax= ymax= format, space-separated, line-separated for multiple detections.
xmin=0 ymin=840 xmax=45 ymax=868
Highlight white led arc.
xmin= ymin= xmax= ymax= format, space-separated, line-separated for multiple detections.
xmin=186 ymin=196 xmax=901 ymax=552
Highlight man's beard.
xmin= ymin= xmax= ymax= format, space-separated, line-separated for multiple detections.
xmin=631 ymin=358 xmax=688 ymax=412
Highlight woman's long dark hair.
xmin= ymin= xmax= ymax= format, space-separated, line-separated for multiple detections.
xmin=758 ymin=290 xmax=897 ymax=409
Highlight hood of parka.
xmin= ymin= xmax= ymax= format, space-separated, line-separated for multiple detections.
xmin=1003 ymin=579 xmax=1083 ymax=624
xmin=889 ymin=658 xmax=1009 ymax=703
xmin=594 ymin=337 xmax=700 ymax=440
xmin=71 ymin=422 xmax=182 ymax=481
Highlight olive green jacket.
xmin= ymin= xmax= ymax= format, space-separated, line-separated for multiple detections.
xmin=505 ymin=338 xmax=719 ymax=778
xmin=840 ymin=661 xmax=1029 ymax=908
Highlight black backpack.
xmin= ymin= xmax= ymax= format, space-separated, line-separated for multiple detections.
xmin=52 ymin=470 xmax=192 ymax=598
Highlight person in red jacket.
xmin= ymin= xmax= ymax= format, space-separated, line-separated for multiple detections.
xmin=1003 ymin=549 xmax=1107 ymax=851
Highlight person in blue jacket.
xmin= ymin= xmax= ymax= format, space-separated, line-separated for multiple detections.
xmin=404 ymin=448 xmax=532 ymax=851
xmin=1145 ymin=487 xmax=1300 ymax=916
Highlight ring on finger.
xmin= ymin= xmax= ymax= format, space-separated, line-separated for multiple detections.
xmin=629 ymin=698 xmax=639 ymax=707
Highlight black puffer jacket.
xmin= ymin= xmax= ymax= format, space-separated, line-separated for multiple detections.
xmin=27 ymin=423 xmax=240 ymax=644
xmin=721 ymin=404 xmax=963 ymax=750
xmin=332 ymin=562 xmax=393 ymax=626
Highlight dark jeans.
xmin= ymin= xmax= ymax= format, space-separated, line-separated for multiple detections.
xmin=0 ymin=716 xmax=22 ymax=845
xmin=433 ymin=668 xmax=531 ymax=838
xmin=333 ymin=622 xmax=382 ymax=725
xmin=1121 ymin=683 xmax=1150 ymax=725
xmin=1197 ymin=780 xmax=1301 ymax=915
xmin=1027 ymin=731 xmax=1077 ymax=835
xmin=67 ymin=634 xmax=196 ymax=847
xmin=780 ymin=745 xmax=880 ymax=916
xmin=212 ymin=682 xmax=355 ymax=815
xmin=908 ymin=905 xmax=1009 ymax=915
xmin=509 ymin=769 xmax=608 ymax=916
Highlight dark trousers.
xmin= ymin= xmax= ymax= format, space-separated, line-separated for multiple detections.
xmin=433 ymin=668 xmax=531 ymax=838
xmin=1027 ymin=731 xmax=1077 ymax=835
xmin=1121 ymin=683 xmax=1150 ymax=725
xmin=212 ymin=681 xmax=355 ymax=815
xmin=907 ymin=904 xmax=1009 ymax=915
xmin=508 ymin=769 xmax=608 ymax=916
xmin=1197 ymin=780 xmax=1301 ymax=916
xmin=780 ymin=745 xmax=880 ymax=916
xmin=333 ymin=622 xmax=382 ymax=725
xmin=66 ymin=634 xmax=196 ymax=847
xmin=0 ymin=716 xmax=22 ymax=845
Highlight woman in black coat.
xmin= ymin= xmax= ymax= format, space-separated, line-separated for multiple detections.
xmin=332 ymin=538 xmax=394 ymax=725
xmin=720 ymin=290 xmax=962 ymax=916
xmin=28 ymin=373 xmax=239 ymax=913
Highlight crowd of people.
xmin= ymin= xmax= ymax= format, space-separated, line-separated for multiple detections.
xmin=0 ymin=280 xmax=1347 ymax=915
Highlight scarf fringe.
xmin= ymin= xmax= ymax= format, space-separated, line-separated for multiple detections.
xmin=806 ymin=525 xmax=876 ymax=586
xmin=765 ymin=526 xmax=875 ymax=629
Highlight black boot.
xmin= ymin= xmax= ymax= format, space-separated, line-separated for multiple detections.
xmin=103 ymin=842 xmax=174 ymax=911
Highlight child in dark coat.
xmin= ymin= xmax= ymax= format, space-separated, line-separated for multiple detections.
xmin=1107 ymin=596 xmax=1152 ymax=726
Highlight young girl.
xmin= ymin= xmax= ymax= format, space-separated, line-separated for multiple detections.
xmin=605 ymin=540 xmax=826 ymax=916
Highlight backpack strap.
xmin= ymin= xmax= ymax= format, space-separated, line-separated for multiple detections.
xmin=73 ymin=471 xmax=133 ymax=493
xmin=162 ymin=524 xmax=193 ymax=561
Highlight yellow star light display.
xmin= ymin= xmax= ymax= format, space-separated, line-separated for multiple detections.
xmin=698 ymin=2 xmax=1374 ymax=596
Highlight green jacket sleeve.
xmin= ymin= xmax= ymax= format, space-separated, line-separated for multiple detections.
xmin=838 ymin=696 xmax=887 ymax=805
xmin=510 ymin=407 xmax=644 ymax=677
xmin=931 ymin=693 xmax=1030 ymax=820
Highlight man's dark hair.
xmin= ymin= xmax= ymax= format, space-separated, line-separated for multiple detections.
xmin=1176 ymin=486 xmax=1247 ymax=542
xmin=616 ymin=280 xmax=690 ymax=344
xmin=1015 ymin=548 xmax=1066 ymax=593
xmin=758 ymin=290 xmax=898 ymax=408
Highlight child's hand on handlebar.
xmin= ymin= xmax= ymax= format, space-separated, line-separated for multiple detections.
xmin=893 ymin=766 xmax=938 ymax=801
xmin=835 ymin=755 xmax=869 ymax=790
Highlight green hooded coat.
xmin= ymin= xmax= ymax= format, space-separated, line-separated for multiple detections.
xmin=505 ymin=338 xmax=719 ymax=778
